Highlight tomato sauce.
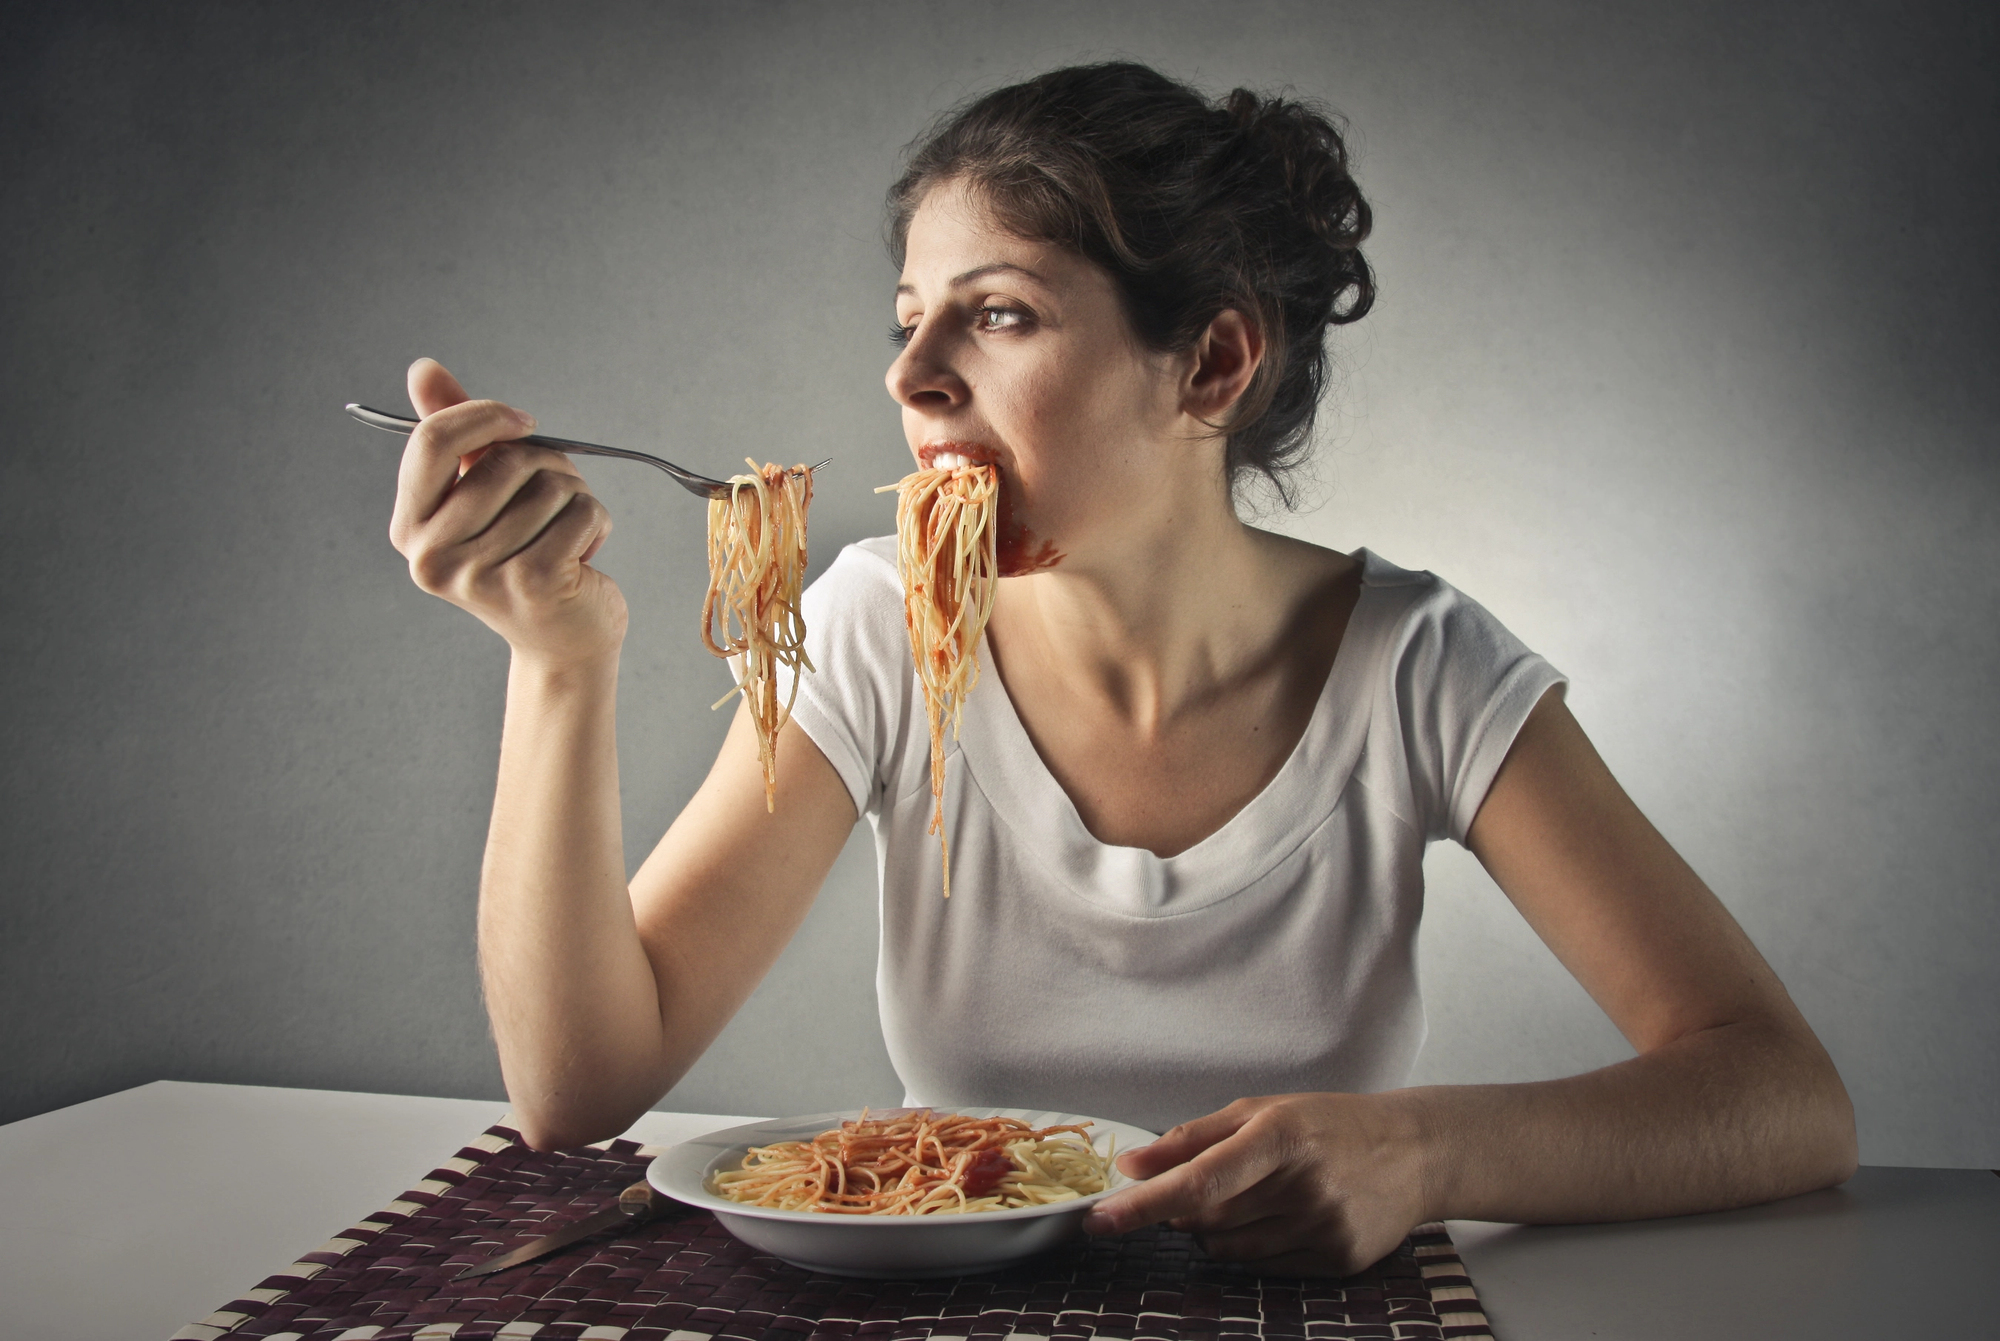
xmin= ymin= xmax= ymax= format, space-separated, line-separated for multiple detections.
xmin=959 ymin=1147 xmax=1015 ymax=1199
xmin=916 ymin=442 xmax=1064 ymax=576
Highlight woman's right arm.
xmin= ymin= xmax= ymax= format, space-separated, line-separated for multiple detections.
xmin=390 ymin=359 xmax=855 ymax=1150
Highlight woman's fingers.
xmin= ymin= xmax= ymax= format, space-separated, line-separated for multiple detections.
xmin=423 ymin=440 xmax=583 ymax=553
xmin=1167 ymin=1172 xmax=1304 ymax=1235
xmin=384 ymin=361 xmax=626 ymax=663
xmin=464 ymin=463 xmax=602 ymax=575
xmin=522 ymin=489 xmax=615 ymax=576
xmin=1116 ymin=1107 xmax=1251 ymax=1180
xmin=391 ymin=399 xmax=539 ymax=547
xmin=389 ymin=356 xmax=542 ymax=539
xmin=411 ymin=455 xmax=598 ymax=600
xmin=1083 ymin=1115 xmax=1279 ymax=1236
xmin=1086 ymin=1094 xmax=1429 ymax=1279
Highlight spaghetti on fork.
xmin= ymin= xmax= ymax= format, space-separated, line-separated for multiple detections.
xmin=704 ymin=459 xmax=815 ymax=811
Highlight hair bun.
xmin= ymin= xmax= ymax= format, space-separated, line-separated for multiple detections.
xmin=1222 ymin=89 xmax=1374 ymax=312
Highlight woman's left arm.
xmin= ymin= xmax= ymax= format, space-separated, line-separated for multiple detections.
xmin=1084 ymin=689 xmax=1858 ymax=1274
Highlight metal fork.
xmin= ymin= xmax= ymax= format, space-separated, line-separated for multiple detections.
xmin=345 ymin=404 xmax=829 ymax=501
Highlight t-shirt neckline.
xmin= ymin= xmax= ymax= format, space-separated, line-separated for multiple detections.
xmin=953 ymin=548 xmax=1394 ymax=917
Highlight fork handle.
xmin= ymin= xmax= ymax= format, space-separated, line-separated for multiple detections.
xmin=344 ymin=403 xmax=727 ymax=498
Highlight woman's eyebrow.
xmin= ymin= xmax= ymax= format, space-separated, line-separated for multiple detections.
xmin=895 ymin=262 xmax=1047 ymax=297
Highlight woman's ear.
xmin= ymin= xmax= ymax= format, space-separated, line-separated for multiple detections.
xmin=1184 ymin=309 xmax=1265 ymax=422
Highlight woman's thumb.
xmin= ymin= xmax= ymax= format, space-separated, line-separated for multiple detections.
xmin=407 ymin=357 xmax=472 ymax=417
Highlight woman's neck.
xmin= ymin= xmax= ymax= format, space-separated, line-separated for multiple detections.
xmin=989 ymin=495 xmax=1346 ymax=734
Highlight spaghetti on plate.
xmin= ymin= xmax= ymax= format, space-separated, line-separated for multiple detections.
xmin=710 ymin=1109 xmax=1114 ymax=1215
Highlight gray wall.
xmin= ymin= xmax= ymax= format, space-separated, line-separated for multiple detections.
xmin=3 ymin=2 xmax=1994 ymax=1166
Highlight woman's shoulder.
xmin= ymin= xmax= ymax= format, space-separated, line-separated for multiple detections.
xmin=1329 ymin=549 xmax=1567 ymax=842
xmin=1337 ymin=552 xmax=1556 ymax=710
xmin=790 ymin=537 xmax=923 ymax=814
xmin=1345 ymin=548 xmax=1515 ymax=641
xmin=1332 ymin=548 xmax=1560 ymax=736
xmin=1350 ymin=547 xmax=1430 ymax=589
xmin=1256 ymin=534 xmax=1457 ymax=640
xmin=816 ymin=534 xmax=901 ymax=587
xmin=800 ymin=536 xmax=909 ymax=667
xmin=802 ymin=536 xmax=901 ymax=616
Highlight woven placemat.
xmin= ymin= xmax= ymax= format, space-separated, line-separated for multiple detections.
xmin=174 ymin=1123 xmax=1491 ymax=1341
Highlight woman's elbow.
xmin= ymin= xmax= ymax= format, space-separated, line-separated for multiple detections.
xmin=505 ymin=1081 xmax=662 ymax=1153
xmin=1810 ymin=1065 xmax=1861 ymax=1188
xmin=1784 ymin=1030 xmax=1860 ymax=1191
xmin=512 ymin=1113 xmax=624 ymax=1153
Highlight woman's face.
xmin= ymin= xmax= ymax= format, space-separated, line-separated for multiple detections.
xmin=888 ymin=180 xmax=1200 ymax=576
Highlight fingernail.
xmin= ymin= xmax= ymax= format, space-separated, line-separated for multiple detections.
xmin=1081 ymin=1210 xmax=1115 ymax=1235
xmin=514 ymin=409 xmax=537 ymax=432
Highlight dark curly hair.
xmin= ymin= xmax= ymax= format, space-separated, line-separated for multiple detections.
xmin=887 ymin=62 xmax=1374 ymax=507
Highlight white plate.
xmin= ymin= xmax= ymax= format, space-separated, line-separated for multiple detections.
xmin=647 ymin=1106 xmax=1157 ymax=1278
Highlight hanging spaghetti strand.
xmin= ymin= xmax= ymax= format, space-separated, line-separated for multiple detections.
xmin=705 ymin=460 xmax=814 ymax=811
xmin=874 ymin=464 xmax=1000 ymax=897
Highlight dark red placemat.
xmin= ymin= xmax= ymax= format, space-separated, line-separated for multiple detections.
xmin=173 ymin=1123 xmax=1491 ymax=1341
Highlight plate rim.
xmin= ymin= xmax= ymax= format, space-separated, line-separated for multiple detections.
xmin=647 ymin=1105 xmax=1157 ymax=1227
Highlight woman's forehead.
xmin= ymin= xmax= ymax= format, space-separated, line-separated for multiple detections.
xmin=903 ymin=183 xmax=1040 ymax=268
xmin=898 ymin=182 xmax=1102 ymax=298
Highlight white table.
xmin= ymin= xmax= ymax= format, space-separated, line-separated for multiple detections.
xmin=1 ymin=1082 xmax=1994 ymax=1341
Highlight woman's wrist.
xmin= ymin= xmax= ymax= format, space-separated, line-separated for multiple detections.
xmin=507 ymin=644 xmax=622 ymax=696
xmin=1386 ymin=1086 xmax=1461 ymax=1226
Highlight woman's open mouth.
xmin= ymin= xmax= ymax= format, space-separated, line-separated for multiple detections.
xmin=917 ymin=441 xmax=1001 ymax=472
xmin=914 ymin=441 xmax=1061 ymax=576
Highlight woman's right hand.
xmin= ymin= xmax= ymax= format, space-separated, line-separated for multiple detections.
xmin=388 ymin=358 xmax=628 ymax=666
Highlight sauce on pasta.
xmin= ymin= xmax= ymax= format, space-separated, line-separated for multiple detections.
xmin=711 ymin=1109 xmax=1114 ymax=1215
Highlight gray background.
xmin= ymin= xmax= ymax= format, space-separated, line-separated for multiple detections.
xmin=3 ymin=1 xmax=1994 ymax=1166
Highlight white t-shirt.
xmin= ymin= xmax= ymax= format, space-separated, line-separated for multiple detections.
xmin=788 ymin=537 xmax=1565 ymax=1134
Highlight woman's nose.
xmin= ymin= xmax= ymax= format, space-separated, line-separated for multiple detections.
xmin=885 ymin=328 xmax=967 ymax=411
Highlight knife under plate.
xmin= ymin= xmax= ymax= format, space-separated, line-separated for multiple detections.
xmin=455 ymin=1179 xmax=667 ymax=1281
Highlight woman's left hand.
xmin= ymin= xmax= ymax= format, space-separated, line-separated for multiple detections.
xmin=1080 ymin=1092 xmax=1432 ymax=1276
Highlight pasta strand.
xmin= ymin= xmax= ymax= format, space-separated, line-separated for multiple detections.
xmin=705 ymin=460 xmax=815 ymax=810
xmin=873 ymin=465 xmax=1001 ymax=897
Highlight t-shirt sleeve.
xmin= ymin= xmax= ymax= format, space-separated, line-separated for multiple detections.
xmin=785 ymin=539 xmax=919 ymax=819
xmin=1389 ymin=578 xmax=1567 ymax=844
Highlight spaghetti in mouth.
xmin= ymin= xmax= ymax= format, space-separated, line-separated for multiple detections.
xmin=875 ymin=460 xmax=999 ymax=896
xmin=704 ymin=460 xmax=814 ymax=811
xmin=916 ymin=442 xmax=1062 ymax=578
xmin=710 ymin=1109 xmax=1115 ymax=1215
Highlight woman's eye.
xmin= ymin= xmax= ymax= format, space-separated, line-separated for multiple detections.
xmin=976 ymin=305 xmax=1029 ymax=332
xmin=890 ymin=305 xmax=1028 ymax=345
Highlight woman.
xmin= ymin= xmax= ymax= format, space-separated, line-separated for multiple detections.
xmin=387 ymin=63 xmax=1856 ymax=1275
